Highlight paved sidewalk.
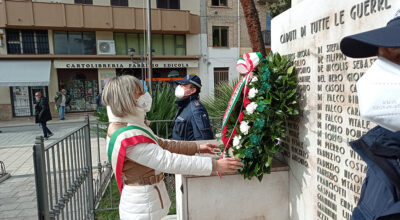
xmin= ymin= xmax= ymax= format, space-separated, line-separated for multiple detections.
xmin=0 ymin=115 xmax=108 ymax=220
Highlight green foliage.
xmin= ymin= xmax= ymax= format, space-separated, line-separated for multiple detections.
xmin=232 ymin=51 xmax=299 ymax=180
xmin=95 ymin=178 xmax=120 ymax=220
xmin=203 ymin=79 xmax=239 ymax=118
xmin=268 ymin=0 xmax=291 ymax=18
xmin=203 ymin=79 xmax=240 ymax=133
xmin=94 ymin=107 xmax=108 ymax=122
xmin=147 ymin=84 xmax=177 ymax=138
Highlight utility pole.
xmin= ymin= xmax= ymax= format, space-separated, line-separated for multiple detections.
xmin=146 ymin=0 xmax=153 ymax=93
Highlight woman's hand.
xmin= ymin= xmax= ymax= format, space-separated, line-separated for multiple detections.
xmin=215 ymin=158 xmax=244 ymax=174
xmin=199 ymin=143 xmax=220 ymax=154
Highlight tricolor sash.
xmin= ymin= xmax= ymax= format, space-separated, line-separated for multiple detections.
xmin=107 ymin=125 xmax=158 ymax=193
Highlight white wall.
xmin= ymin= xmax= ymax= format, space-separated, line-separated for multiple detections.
xmin=186 ymin=34 xmax=201 ymax=56
xmin=205 ymin=47 xmax=239 ymax=97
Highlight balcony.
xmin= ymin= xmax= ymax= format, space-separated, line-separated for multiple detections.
xmin=0 ymin=1 xmax=200 ymax=34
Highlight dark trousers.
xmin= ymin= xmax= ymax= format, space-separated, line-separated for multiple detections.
xmin=39 ymin=122 xmax=52 ymax=138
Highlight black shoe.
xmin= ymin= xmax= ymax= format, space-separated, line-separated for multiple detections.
xmin=48 ymin=133 xmax=54 ymax=138
xmin=44 ymin=137 xmax=49 ymax=140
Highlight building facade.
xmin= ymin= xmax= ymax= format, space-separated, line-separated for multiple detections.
xmin=0 ymin=0 xmax=271 ymax=120
xmin=205 ymin=0 xmax=271 ymax=96
xmin=0 ymin=0 xmax=201 ymax=120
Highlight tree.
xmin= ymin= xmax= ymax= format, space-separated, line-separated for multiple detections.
xmin=269 ymin=0 xmax=291 ymax=18
xmin=240 ymin=0 xmax=266 ymax=57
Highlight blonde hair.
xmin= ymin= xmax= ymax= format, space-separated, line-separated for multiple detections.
xmin=102 ymin=75 xmax=143 ymax=117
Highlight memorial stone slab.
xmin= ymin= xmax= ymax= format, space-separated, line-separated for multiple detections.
xmin=272 ymin=0 xmax=400 ymax=219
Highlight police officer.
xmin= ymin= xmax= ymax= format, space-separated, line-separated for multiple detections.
xmin=172 ymin=75 xmax=214 ymax=141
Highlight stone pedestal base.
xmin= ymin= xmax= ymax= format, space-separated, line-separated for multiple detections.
xmin=176 ymin=160 xmax=289 ymax=220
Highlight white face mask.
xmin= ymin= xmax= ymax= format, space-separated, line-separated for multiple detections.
xmin=136 ymin=92 xmax=152 ymax=112
xmin=356 ymin=57 xmax=400 ymax=131
xmin=175 ymin=85 xmax=186 ymax=99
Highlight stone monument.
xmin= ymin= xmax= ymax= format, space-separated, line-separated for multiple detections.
xmin=272 ymin=0 xmax=399 ymax=219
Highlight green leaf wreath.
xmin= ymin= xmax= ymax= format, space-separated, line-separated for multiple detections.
xmin=230 ymin=52 xmax=299 ymax=181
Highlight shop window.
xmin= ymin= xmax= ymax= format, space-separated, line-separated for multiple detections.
xmin=211 ymin=0 xmax=227 ymax=7
xmin=57 ymin=69 xmax=99 ymax=112
xmin=75 ymin=0 xmax=93 ymax=4
xmin=212 ymin=26 xmax=228 ymax=47
xmin=54 ymin=31 xmax=96 ymax=55
xmin=114 ymin=33 xmax=185 ymax=56
xmin=111 ymin=0 xmax=128 ymax=6
xmin=6 ymin=29 xmax=49 ymax=54
xmin=157 ymin=0 xmax=180 ymax=9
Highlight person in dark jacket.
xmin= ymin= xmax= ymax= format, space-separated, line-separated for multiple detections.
xmin=172 ymin=75 xmax=214 ymax=141
xmin=340 ymin=11 xmax=400 ymax=220
xmin=35 ymin=92 xmax=53 ymax=140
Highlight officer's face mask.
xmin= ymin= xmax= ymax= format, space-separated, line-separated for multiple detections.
xmin=175 ymin=85 xmax=188 ymax=99
xmin=136 ymin=92 xmax=152 ymax=112
xmin=356 ymin=57 xmax=400 ymax=131
xmin=35 ymin=97 xmax=41 ymax=102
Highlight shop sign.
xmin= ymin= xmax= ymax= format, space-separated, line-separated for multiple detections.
xmin=54 ymin=60 xmax=199 ymax=69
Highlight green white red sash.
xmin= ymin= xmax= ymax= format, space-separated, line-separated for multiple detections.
xmin=107 ymin=125 xmax=158 ymax=193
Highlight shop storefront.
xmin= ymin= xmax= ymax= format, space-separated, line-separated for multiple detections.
xmin=57 ymin=69 xmax=99 ymax=112
xmin=0 ymin=60 xmax=51 ymax=117
xmin=54 ymin=58 xmax=198 ymax=91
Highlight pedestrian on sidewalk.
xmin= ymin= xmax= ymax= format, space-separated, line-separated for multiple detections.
xmin=35 ymin=92 xmax=53 ymax=140
xmin=54 ymin=89 xmax=71 ymax=120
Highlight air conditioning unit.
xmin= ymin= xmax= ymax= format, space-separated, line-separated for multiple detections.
xmin=97 ymin=40 xmax=116 ymax=55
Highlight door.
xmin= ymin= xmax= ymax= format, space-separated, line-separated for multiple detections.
xmin=11 ymin=86 xmax=31 ymax=117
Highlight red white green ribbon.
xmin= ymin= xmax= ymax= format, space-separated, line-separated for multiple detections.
xmin=236 ymin=52 xmax=263 ymax=75
xmin=219 ymin=52 xmax=263 ymax=178
xmin=107 ymin=125 xmax=158 ymax=193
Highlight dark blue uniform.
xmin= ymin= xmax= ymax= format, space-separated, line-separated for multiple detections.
xmin=350 ymin=126 xmax=400 ymax=220
xmin=172 ymin=93 xmax=213 ymax=141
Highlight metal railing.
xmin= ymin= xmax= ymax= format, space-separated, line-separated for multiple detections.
xmin=33 ymin=116 xmax=95 ymax=220
xmin=33 ymin=116 xmax=223 ymax=219
xmin=93 ymin=117 xmax=223 ymax=214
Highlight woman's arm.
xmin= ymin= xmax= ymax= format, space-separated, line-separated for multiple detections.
xmin=126 ymin=142 xmax=212 ymax=175
xmin=156 ymin=137 xmax=199 ymax=155
xmin=126 ymin=143 xmax=243 ymax=175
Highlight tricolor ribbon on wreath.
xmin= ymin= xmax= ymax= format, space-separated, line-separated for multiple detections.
xmin=218 ymin=52 xmax=262 ymax=177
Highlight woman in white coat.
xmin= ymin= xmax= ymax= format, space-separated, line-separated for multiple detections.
xmin=102 ymin=75 xmax=243 ymax=220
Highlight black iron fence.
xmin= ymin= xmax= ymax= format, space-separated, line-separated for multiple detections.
xmin=33 ymin=116 xmax=223 ymax=219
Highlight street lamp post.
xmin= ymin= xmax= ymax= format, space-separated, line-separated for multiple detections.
xmin=146 ymin=0 xmax=153 ymax=93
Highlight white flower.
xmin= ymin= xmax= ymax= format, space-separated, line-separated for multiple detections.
xmin=236 ymin=145 xmax=242 ymax=149
xmin=233 ymin=135 xmax=242 ymax=146
xmin=250 ymin=76 xmax=258 ymax=84
xmin=240 ymin=121 xmax=251 ymax=135
xmin=248 ymin=88 xmax=258 ymax=99
xmin=245 ymin=102 xmax=258 ymax=115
